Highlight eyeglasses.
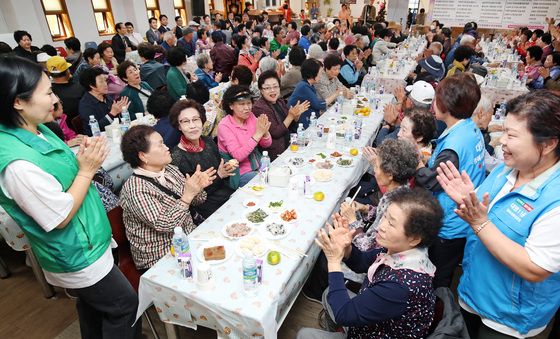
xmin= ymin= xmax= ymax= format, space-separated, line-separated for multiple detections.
xmin=179 ymin=117 xmax=202 ymax=125
xmin=261 ymin=85 xmax=280 ymax=91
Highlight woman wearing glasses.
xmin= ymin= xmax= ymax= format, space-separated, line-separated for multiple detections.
xmin=252 ymin=70 xmax=309 ymax=160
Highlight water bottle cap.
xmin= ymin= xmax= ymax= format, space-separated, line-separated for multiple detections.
xmin=263 ymin=151 xmax=268 ymax=156
xmin=174 ymin=226 xmax=183 ymax=235
xmin=298 ymin=123 xmax=303 ymax=127
xmin=89 ymin=115 xmax=94 ymax=119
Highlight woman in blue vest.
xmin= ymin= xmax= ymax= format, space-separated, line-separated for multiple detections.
xmin=415 ymin=73 xmax=486 ymax=288
xmin=0 ymin=56 xmax=140 ymax=338
xmin=436 ymin=90 xmax=560 ymax=338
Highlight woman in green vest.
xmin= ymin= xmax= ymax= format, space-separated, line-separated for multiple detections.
xmin=0 ymin=56 xmax=140 ymax=338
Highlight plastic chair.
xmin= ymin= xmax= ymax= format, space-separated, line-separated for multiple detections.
xmin=107 ymin=206 xmax=160 ymax=339
xmin=55 ymin=47 xmax=67 ymax=58
xmin=84 ymin=41 xmax=98 ymax=50
xmin=71 ymin=116 xmax=84 ymax=135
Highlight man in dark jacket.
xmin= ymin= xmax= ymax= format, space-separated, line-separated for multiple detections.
xmin=209 ymin=31 xmax=236 ymax=80
xmin=111 ymin=22 xmax=136 ymax=63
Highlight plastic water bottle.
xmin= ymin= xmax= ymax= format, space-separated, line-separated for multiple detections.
xmin=121 ymin=107 xmax=131 ymax=131
xmin=379 ymin=85 xmax=385 ymax=95
xmin=521 ymin=74 xmax=528 ymax=87
xmin=259 ymin=151 xmax=270 ymax=185
xmin=309 ymin=112 xmax=317 ymax=129
xmin=173 ymin=227 xmax=189 ymax=258
xmin=89 ymin=115 xmax=101 ymax=137
xmin=344 ymin=126 xmax=353 ymax=146
xmin=242 ymin=255 xmax=258 ymax=296
xmin=354 ymin=115 xmax=363 ymax=140
xmin=337 ymin=91 xmax=344 ymax=108
xmin=297 ymin=123 xmax=305 ymax=147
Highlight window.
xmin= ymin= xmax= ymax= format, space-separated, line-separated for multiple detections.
xmin=174 ymin=0 xmax=187 ymax=24
xmin=91 ymin=0 xmax=115 ymax=36
xmin=40 ymin=0 xmax=74 ymax=41
xmin=266 ymin=0 xmax=281 ymax=7
xmin=408 ymin=0 xmax=420 ymax=11
xmin=146 ymin=0 xmax=161 ymax=20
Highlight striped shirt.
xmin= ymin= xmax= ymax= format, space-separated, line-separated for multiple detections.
xmin=119 ymin=164 xmax=206 ymax=270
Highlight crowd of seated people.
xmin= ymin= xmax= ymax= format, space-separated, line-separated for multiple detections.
xmin=1 ymin=11 xmax=560 ymax=339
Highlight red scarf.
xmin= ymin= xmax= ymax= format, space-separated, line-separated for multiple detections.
xmin=179 ymin=135 xmax=205 ymax=153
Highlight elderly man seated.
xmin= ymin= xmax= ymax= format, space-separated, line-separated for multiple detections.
xmin=375 ymin=80 xmax=435 ymax=146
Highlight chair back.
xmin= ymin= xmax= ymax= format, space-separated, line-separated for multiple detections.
xmin=71 ymin=116 xmax=84 ymax=135
xmin=55 ymin=47 xmax=67 ymax=58
xmin=106 ymin=206 xmax=142 ymax=291
xmin=426 ymin=287 xmax=470 ymax=339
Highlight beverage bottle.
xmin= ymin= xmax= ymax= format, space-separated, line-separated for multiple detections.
xmin=259 ymin=151 xmax=270 ymax=185
xmin=89 ymin=115 xmax=101 ymax=137
xmin=121 ymin=107 xmax=131 ymax=133
xmin=379 ymin=85 xmax=385 ymax=95
xmin=172 ymin=227 xmax=189 ymax=258
xmin=309 ymin=112 xmax=317 ymax=129
xmin=296 ymin=123 xmax=305 ymax=147
xmin=242 ymin=255 xmax=258 ymax=296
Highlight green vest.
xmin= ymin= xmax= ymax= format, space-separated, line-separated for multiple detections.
xmin=0 ymin=124 xmax=111 ymax=273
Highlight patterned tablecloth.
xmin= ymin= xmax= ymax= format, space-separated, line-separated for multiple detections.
xmin=136 ymin=95 xmax=392 ymax=338
xmin=0 ymin=138 xmax=131 ymax=252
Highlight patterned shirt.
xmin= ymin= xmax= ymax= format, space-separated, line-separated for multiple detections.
xmin=119 ymin=164 xmax=206 ymax=270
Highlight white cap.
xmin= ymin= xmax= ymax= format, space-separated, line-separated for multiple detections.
xmin=263 ymin=151 xmax=268 ymax=156
xmin=188 ymin=21 xmax=200 ymax=26
xmin=405 ymin=81 xmax=435 ymax=105
xmin=36 ymin=52 xmax=49 ymax=62
xmin=174 ymin=226 xmax=183 ymax=235
xmin=89 ymin=115 xmax=95 ymax=119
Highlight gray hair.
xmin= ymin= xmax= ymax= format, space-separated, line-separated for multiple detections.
xmin=163 ymin=31 xmax=175 ymax=41
xmin=183 ymin=27 xmax=195 ymax=35
xmin=378 ymin=139 xmax=419 ymax=184
xmin=308 ymin=44 xmax=324 ymax=60
xmin=259 ymin=56 xmax=278 ymax=73
xmin=196 ymin=53 xmax=210 ymax=69
xmin=476 ymin=94 xmax=493 ymax=114
xmin=429 ymin=42 xmax=443 ymax=56
xmin=460 ymin=35 xmax=475 ymax=46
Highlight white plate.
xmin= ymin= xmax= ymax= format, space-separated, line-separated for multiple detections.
xmin=245 ymin=207 xmax=270 ymax=224
xmin=221 ymin=220 xmax=254 ymax=240
xmin=266 ymin=200 xmax=285 ymax=213
xmin=285 ymin=156 xmax=306 ymax=168
xmin=260 ymin=220 xmax=292 ymax=240
xmin=336 ymin=157 xmax=354 ymax=168
xmin=278 ymin=209 xmax=299 ymax=224
xmin=196 ymin=241 xmax=233 ymax=265
xmin=312 ymin=169 xmax=333 ymax=182
xmin=242 ymin=198 xmax=259 ymax=208
xmin=235 ymin=236 xmax=269 ymax=257
xmin=314 ymin=159 xmax=334 ymax=170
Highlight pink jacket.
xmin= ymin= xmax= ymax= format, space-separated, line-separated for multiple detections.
xmin=58 ymin=114 xmax=77 ymax=141
xmin=217 ymin=113 xmax=272 ymax=175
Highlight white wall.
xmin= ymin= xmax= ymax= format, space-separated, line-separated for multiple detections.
xmin=0 ymin=0 xmax=197 ymax=48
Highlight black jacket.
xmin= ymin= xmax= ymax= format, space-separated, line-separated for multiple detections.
xmin=111 ymin=34 xmax=136 ymax=63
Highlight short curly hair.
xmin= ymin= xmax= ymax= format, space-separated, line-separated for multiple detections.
xmin=377 ymin=139 xmax=419 ymax=185
xmin=403 ymin=108 xmax=437 ymax=146
xmin=390 ymin=188 xmax=443 ymax=248
xmin=116 ymin=60 xmax=137 ymax=81
xmin=121 ymin=125 xmax=157 ymax=168
xmin=168 ymin=98 xmax=207 ymax=129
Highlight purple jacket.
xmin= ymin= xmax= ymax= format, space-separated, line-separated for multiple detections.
xmin=252 ymin=97 xmax=290 ymax=161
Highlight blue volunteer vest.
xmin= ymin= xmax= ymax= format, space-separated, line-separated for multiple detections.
xmin=428 ymin=118 xmax=486 ymax=239
xmin=459 ymin=162 xmax=560 ymax=335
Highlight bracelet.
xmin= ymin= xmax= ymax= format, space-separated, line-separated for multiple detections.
xmin=251 ymin=136 xmax=259 ymax=143
xmin=474 ymin=220 xmax=491 ymax=235
xmin=76 ymin=174 xmax=93 ymax=180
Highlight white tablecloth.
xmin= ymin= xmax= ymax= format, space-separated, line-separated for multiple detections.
xmin=136 ymin=95 xmax=392 ymax=338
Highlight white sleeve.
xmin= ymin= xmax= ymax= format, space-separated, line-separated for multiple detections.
xmin=525 ymin=207 xmax=560 ymax=273
xmin=0 ymin=160 xmax=74 ymax=232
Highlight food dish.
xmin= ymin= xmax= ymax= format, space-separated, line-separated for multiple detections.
xmin=203 ymin=245 xmax=226 ymax=261
xmin=286 ymin=156 xmax=306 ymax=168
xmin=336 ymin=157 xmax=354 ymax=167
xmin=222 ymin=221 xmax=253 ymax=239
xmin=314 ymin=159 xmax=334 ymax=169
xmin=330 ymin=151 xmax=343 ymax=158
xmin=280 ymin=209 xmax=298 ymax=223
xmin=236 ymin=236 xmax=268 ymax=257
xmin=262 ymin=221 xmax=292 ymax=240
xmin=197 ymin=241 xmax=232 ymax=265
xmin=313 ymin=169 xmax=333 ymax=182
xmin=246 ymin=208 xmax=269 ymax=223
xmin=242 ymin=199 xmax=258 ymax=208
xmin=268 ymin=200 xmax=284 ymax=213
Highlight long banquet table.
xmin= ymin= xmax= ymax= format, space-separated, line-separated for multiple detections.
xmin=135 ymin=95 xmax=392 ymax=338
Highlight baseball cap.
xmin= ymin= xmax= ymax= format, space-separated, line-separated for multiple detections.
xmin=188 ymin=21 xmax=200 ymax=27
xmin=37 ymin=52 xmax=50 ymax=63
xmin=405 ymin=80 xmax=436 ymax=105
xmin=46 ymin=55 xmax=72 ymax=74
xmin=418 ymin=55 xmax=445 ymax=81
xmin=326 ymin=22 xmax=336 ymax=31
